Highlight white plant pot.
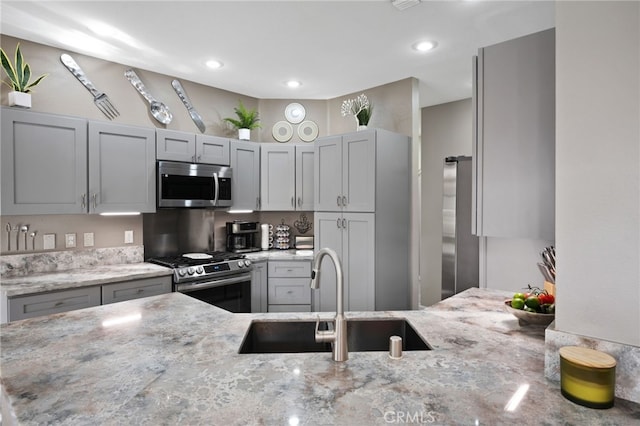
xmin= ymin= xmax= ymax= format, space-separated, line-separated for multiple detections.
xmin=238 ymin=128 xmax=251 ymax=140
xmin=8 ymin=91 xmax=31 ymax=108
xmin=357 ymin=124 xmax=368 ymax=131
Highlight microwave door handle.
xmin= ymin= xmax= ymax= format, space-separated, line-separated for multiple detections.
xmin=213 ymin=172 xmax=219 ymax=206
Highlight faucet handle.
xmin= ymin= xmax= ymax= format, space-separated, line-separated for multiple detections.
xmin=315 ymin=318 xmax=335 ymax=343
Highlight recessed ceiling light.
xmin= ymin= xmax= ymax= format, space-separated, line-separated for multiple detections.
xmin=286 ymin=80 xmax=301 ymax=88
xmin=206 ymin=60 xmax=223 ymax=69
xmin=413 ymin=40 xmax=437 ymax=52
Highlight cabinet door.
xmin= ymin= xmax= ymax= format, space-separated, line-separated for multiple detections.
xmin=342 ymin=213 xmax=375 ymax=311
xmin=295 ymin=145 xmax=314 ymax=210
xmin=230 ymin=140 xmax=260 ymax=211
xmin=88 ymin=121 xmax=156 ymax=213
xmin=342 ymin=131 xmax=376 ymax=212
xmin=156 ymin=129 xmax=196 ymax=162
xmin=312 ymin=212 xmax=343 ymax=312
xmin=250 ymin=261 xmax=267 ymax=313
xmin=314 ymin=135 xmax=343 ymax=211
xmin=101 ymin=276 xmax=172 ymax=305
xmin=8 ymin=287 xmax=101 ymax=322
xmin=268 ymin=278 xmax=311 ymax=305
xmin=1 ymin=108 xmax=87 ymax=215
xmin=260 ymin=144 xmax=295 ymax=211
xmin=196 ymin=135 xmax=230 ymax=165
xmin=474 ymin=29 xmax=555 ymax=240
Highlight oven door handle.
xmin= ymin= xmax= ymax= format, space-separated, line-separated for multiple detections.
xmin=175 ymin=273 xmax=251 ymax=293
xmin=213 ymin=172 xmax=219 ymax=207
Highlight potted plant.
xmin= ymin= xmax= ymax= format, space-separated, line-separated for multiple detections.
xmin=223 ymin=100 xmax=261 ymax=140
xmin=341 ymin=93 xmax=373 ymax=131
xmin=1 ymin=43 xmax=47 ymax=108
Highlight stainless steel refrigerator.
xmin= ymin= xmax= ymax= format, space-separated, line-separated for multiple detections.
xmin=442 ymin=156 xmax=479 ymax=299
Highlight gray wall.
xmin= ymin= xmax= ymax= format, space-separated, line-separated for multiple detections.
xmin=555 ymin=1 xmax=640 ymax=346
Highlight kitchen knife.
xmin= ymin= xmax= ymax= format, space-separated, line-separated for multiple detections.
xmin=537 ymin=262 xmax=555 ymax=284
xmin=171 ymin=79 xmax=206 ymax=133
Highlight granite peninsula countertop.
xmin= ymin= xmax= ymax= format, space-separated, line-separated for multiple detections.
xmin=0 ymin=263 xmax=172 ymax=297
xmin=1 ymin=288 xmax=638 ymax=425
xmin=245 ymin=249 xmax=315 ymax=262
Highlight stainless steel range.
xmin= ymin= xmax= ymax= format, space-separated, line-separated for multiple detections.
xmin=148 ymin=251 xmax=253 ymax=313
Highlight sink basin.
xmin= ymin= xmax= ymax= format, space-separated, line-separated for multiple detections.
xmin=238 ymin=318 xmax=432 ymax=354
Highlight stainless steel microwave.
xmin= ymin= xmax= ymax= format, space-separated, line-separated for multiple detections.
xmin=157 ymin=161 xmax=232 ymax=208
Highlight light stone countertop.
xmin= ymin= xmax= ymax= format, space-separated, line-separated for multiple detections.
xmin=0 ymin=263 xmax=173 ymax=297
xmin=1 ymin=288 xmax=638 ymax=425
xmin=245 ymin=249 xmax=314 ymax=262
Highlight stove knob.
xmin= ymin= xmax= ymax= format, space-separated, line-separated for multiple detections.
xmin=187 ymin=267 xmax=195 ymax=275
xmin=177 ymin=269 xmax=187 ymax=277
xmin=244 ymin=259 xmax=251 ymax=267
xmin=196 ymin=266 xmax=204 ymax=274
xmin=237 ymin=260 xmax=245 ymax=268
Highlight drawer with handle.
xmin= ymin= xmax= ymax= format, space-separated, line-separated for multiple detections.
xmin=268 ymin=278 xmax=311 ymax=304
xmin=8 ymin=286 xmax=101 ymax=321
xmin=102 ymin=276 xmax=172 ymax=305
xmin=268 ymin=260 xmax=311 ymax=278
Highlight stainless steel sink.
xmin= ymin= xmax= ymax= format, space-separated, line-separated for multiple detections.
xmin=238 ymin=318 xmax=432 ymax=354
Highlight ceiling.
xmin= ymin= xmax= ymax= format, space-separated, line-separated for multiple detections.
xmin=0 ymin=0 xmax=555 ymax=107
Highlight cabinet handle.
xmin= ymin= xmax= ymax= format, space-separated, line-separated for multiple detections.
xmin=291 ymin=196 xmax=295 ymax=207
xmin=81 ymin=194 xmax=86 ymax=209
xmin=297 ymin=197 xmax=302 ymax=207
xmin=342 ymin=218 xmax=346 ymax=228
xmin=337 ymin=196 xmax=342 ymax=207
xmin=197 ymin=155 xmax=201 ymax=161
xmin=336 ymin=218 xmax=341 ymax=229
xmin=342 ymin=195 xmax=347 ymax=206
xmin=91 ymin=193 xmax=97 ymax=209
xmin=256 ymin=197 xmax=260 ymax=210
xmin=137 ymin=289 xmax=144 ymax=294
xmin=54 ymin=301 xmax=64 ymax=307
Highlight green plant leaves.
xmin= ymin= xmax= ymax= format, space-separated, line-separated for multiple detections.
xmin=223 ymin=100 xmax=261 ymax=129
xmin=0 ymin=43 xmax=47 ymax=92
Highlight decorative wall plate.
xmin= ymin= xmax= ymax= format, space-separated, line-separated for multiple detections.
xmin=272 ymin=121 xmax=293 ymax=142
xmin=298 ymin=120 xmax=318 ymax=142
xmin=285 ymin=103 xmax=306 ymax=124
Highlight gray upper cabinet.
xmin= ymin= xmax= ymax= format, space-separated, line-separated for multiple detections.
xmin=473 ymin=28 xmax=555 ymax=240
xmin=157 ymin=129 xmax=230 ymax=165
xmin=261 ymin=144 xmax=315 ymax=211
xmin=88 ymin=121 xmax=156 ymax=213
xmin=1 ymin=109 xmax=156 ymax=215
xmin=230 ymin=140 xmax=260 ymax=211
xmin=1 ymin=108 xmax=87 ymax=215
xmin=315 ymin=131 xmax=375 ymax=212
xmin=295 ymin=145 xmax=314 ymax=211
xmin=261 ymin=144 xmax=295 ymax=211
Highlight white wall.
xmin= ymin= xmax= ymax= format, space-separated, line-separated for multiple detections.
xmin=555 ymin=1 xmax=640 ymax=346
xmin=420 ymin=99 xmax=473 ymax=306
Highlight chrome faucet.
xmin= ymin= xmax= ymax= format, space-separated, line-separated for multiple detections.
xmin=310 ymin=248 xmax=348 ymax=362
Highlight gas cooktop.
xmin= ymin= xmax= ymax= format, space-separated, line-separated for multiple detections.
xmin=148 ymin=251 xmax=246 ymax=268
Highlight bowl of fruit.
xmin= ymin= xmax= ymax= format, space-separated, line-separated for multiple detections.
xmin=505 ymin=286 xmax=555 ymax=326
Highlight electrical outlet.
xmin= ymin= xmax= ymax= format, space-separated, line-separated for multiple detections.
xmin=124 ymin=230 xmax=134 ymax=244
xmin=83 ymin=232 xmax=94 ymax=247
xmin=43 ymin=234 xmax=56 ymax=250
xmin=65 ymin=233 xmax=76 ymax=248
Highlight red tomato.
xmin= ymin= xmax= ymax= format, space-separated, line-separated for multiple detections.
xmin=539 ymin=293 xmax=555 ymax=304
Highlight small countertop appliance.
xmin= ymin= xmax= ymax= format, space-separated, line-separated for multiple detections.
xmin=226 ymin=221 xmax=261 ymax=253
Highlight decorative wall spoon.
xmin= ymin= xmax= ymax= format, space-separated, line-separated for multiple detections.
xmin=20 ymin=225 xmax=29 ymax=251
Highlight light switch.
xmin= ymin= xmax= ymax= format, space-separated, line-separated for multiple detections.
xmin=43 ymin=234 xmax=55 ymax=250
xmin=83 ymin=232 xmax=94 ymax=247
xmin=124 ymin=230 xmax=134 ymax=244
xmin=65 ymin=233 xmax=76 ymax=248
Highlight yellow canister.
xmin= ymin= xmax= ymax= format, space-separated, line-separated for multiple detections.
xmin=559 ymin=346 xmax=616 ymax=409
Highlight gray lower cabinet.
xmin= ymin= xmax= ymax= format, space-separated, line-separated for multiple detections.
xmin=6 ymin=276 xmax=172 ymax=322
xmin=89 ymin=121 xmax=156 ymax=213
xmin=230 ymin=140 xmax=261 ymax=211
xmin=157 ymin=129 xmax=230 ymax=165
xmin=101 ymin=276 xmax=172 ymax=305
xmin=313 ymin=212 xmax=375 ymax=312
xmin=1 ymin=108 xmax=87 ymax=215
xmin=250 ymin=260 xmax=268 ymax=313
xmin=1 ymin=108 xmax=157 ymax=215
xmin=267 ymin=260 xmax=311 ymax=312
xmin=8 ymin=287 xmax=101 ymax=322
xmin=473 ymin=29 xmax=555 ymax=240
